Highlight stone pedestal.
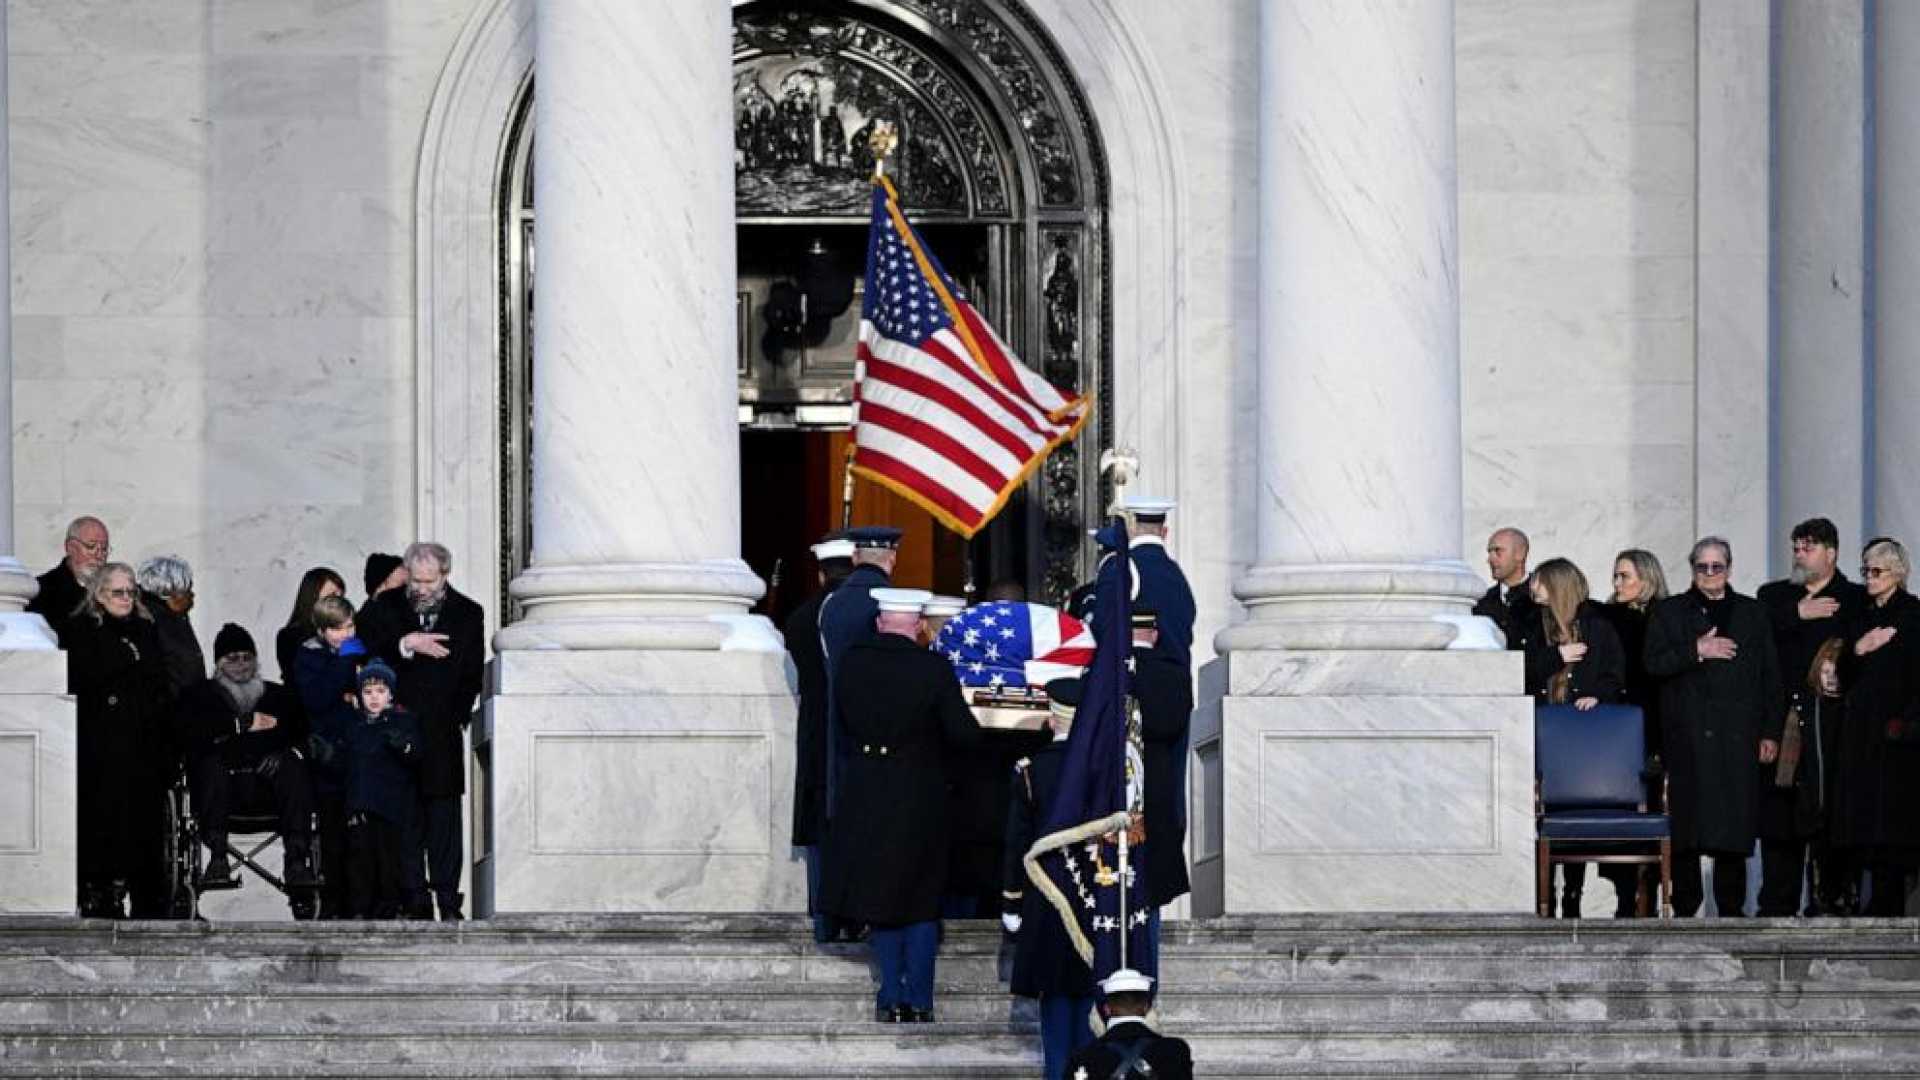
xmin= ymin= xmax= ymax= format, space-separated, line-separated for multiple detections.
xmin=1191 ymin=650 xmax=1532 ymax=915
xmin=475 ymin=651 xmax=802 ymax=916
xmin=0 ymin=618 xmax=75 ymax=914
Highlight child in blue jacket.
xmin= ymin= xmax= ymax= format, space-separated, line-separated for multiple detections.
xmin=344 ymin=660 xmax=421 ymax=918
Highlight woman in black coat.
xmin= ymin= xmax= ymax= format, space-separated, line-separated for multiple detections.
xmin=275 ymin=567 xmax=346 ymax=685
xmin=1595 ymin=549 xmax=1670 ymax=916
xmin=1512 ymin=558 xmax=1626 ymax=917
xmin=1832 ymin=539 xmax=1920 ymax=915
xmin=66 ymin=562 xmax=171 ymax=918
xmin=821 ymin=599 xmax=982 ymax=1021
xmin=1644 ymin=539 xmax=1785 ymax=918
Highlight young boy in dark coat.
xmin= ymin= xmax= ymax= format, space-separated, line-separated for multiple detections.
xmin=343 ymin=660 xmax=421 ymax=918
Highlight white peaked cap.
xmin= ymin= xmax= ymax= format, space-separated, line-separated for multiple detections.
xmin=810 ymin=538 xmax=856 ymax=561
xmin=1118 ymin=496 xmax=1177 ymax=517
xmin=871 ymin=587 xmax=933 ymax=614
xmin=922 ymin=595 xmax=966 ymax=617
xmin=1100 ymin=968 xmax=1155 ymax=995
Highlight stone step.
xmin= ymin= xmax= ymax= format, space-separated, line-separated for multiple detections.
xmin=6 ymin=980 xmax=1920 ymax=1026
xmin=9 ymin=1066 xmax=1920 ymax=1080
xmin=10 ymin=1019 xmax=1920 ymax=1067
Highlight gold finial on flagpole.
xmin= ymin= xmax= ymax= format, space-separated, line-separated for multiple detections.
xmin=869 ymin=120 xmax=899 ymax=180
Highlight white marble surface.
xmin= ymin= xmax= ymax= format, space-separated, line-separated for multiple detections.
xmin=1876 ymin=2 xmax=1920 ymax=549
xmin=1773 ymin=0 xmax=1868 ymax=573
xmin=8 ymin=0 xmax=472 ymax=643
xmin=477 ymin=651 xmax=803 ymax=914
xmin=1198 ymin=651 xmax=1534 ymax=914
xmin=1457 ymin=0 xmax=1703 ymax=594
xmin=1694 ymin=0 xmax=1773 ymax=586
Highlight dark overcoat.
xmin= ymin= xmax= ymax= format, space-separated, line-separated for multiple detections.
xmin=1832 ymin=589 xmax=1920 ymax=856
xmin=1756 ymin=574 xmax=1866 ymax=840
xmin=173 ymin=678 xmax=305 ymax=769
xmin=1063 ymin=1020 xmax=1194 ymax=1080
xmin=344 ymin=705 xmax=422 ymax=826
xmin=66 ymin=612 xmax=170 ymax=882
xmin=362 ymin=585 xmax=485 ymax=798
xmin=1598 ymin=602 xmax=1662 ymax=759
xmin=1644 ymin=588 xmax=1784 ymax=855
xmin=815 ymin=562 xmax=888 ymax=805
xmin=28 ymin=561 xmax=86 ymax=645
xmin=1513 ymin=603 xmax=1626 ymax=705
xmin=783 ymin=582 xmax=838 ymax=846
xmin=292 ymin=639 xmax=361 ymax=794
xmin=1130 ymin=540 xmax=1195 ymax=671
xmin=820 ymin=632 xmax=981 ymax=926
xmin=1133 ymin=645 xmax=1192 ymax=907
xmin=1473 ymin=580 xmax=1538 ymax=644
xmin=1003 ymin=738 xmax=1095 ymax=999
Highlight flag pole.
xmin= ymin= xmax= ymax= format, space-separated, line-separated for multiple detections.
xmin=845 ymin=121 xmax=903 ymax=531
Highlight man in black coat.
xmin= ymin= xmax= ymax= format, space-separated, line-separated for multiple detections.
xmin=1120 ymin=497 xmax=1196 ymax=673
xmin=820 ymin=588 xmax=981 ymax=1022
xmin=361 ymin=541 xmax=486 ymax=921
xmin=783 ymin=531 xmax=855 ymax=942
xmin=1755 ymin=517 xmax=1867 ymax=915
xmin=26 ymin=515 xmax=110 ymax=645
xmin=173 ymin=623 xmax=318 ymax=903
xmin=1645 ymin=536 xmax=1785 ymax=917
xmin=1063 ymin=969 xmax=1194 ymax=1080
xmin=1130 ymin=607 xmax=1192 ymax=911
xmin=1472 ymin=526 xmax=1538 ymax=644
xmin=816 ymin=526 xmax=902 ymax=812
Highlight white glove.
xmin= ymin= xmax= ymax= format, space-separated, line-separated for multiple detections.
xmin=1001 ymin=913 xmax=1023 ymax=933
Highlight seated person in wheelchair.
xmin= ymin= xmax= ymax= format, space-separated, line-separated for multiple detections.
xmin=345 ymin=660 xmax=422 ymax=918
xmin=173 ymin=623 xmax=318 ymax=892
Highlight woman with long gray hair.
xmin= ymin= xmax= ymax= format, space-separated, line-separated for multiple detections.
xmin=66 ymin=562 xmax=171 ymax=918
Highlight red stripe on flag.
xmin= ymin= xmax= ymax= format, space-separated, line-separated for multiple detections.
xmin=853 ymin=448 xmax=987 ymax=530
xmin=955 ymin=299 xmax=1028 ymax=399
xmin=918 ymin=333 xmax=1056 ymax=437
xmin=858 ymin=401 xmax=1009 ymax=492
xmin=861 ymin=351 xmax=1036 ymax=461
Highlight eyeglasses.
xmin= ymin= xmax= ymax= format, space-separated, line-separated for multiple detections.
xmin=1692 ymin=562 xmax=1728 ymax=575
xmin=103 ymin=587 xmax=136 ymax=599
xmin=72 ymin=539 xmax=109 ymax=556
xmin=1862 ymin=566 xmax=1893 ymax=579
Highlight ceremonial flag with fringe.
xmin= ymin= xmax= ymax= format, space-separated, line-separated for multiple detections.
xmin=853 ymin=177 xmax=1088 ymax=537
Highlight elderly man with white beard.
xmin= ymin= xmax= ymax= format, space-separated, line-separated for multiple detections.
xmin=173 ymin=623 xmax=319 ymax=910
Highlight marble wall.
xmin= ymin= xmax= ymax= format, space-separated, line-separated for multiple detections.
xmin=1456 ymin=0 xmax=1706 ymax=597
xmin=7 ymin=0 xmax=473 ymax=650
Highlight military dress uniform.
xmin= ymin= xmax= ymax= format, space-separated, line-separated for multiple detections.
xmin=816 ymin=527 xmax=902 ymax=810
xmin=819 ymin=588 xmax=983 ymax=1021
xmin=1004 ymin=680 xmax=1097 ymax=1079
xmin=1064 ymin=1016 xmax=1195 ymax=1080
xmin=784 ymin=533 xmax=854 ymax=941
xmin=1118 ymin=498 xmax=1196 ymax=673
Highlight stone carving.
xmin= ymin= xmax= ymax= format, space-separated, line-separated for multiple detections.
xmin=733 ymin=14 xmax=994 ymax=214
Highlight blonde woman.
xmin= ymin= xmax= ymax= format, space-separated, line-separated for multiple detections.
xmin=65 ymin=562 xmax=170 ymax=918
xmin=1513 ymin=557 xmax=1626 ymax=917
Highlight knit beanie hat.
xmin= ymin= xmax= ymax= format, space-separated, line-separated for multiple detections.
xmin=213 ymin=623 xmax=256 ymax=660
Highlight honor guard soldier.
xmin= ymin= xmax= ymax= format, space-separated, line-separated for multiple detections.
xmin=820 ymin=587 xmax=982 ymax=1022
xmin=1129 ymin=606 xmax=1193 ymax=924
xmin=784 ymin=532 xmax=856 ymax=942
xmin=1064 ymin=969 xmax=1194 ymax=1080
xmin=1004 ymin=677 xmax=1098 ymax=1079
xmin=817 ymin=526 xmax=904 ymax=810
xmin=1119 ymin=497 xmax=1196 ymax=672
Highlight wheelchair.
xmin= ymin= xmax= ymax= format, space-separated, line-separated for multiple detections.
xmin=164 ymin=763 xmax=324 ymax=920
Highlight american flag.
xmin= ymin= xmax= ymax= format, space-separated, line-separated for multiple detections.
xmin=936 ymin=602 xmax=1096 ymax=690
xmin=853 ymin=178 xmax=1088 ymax=537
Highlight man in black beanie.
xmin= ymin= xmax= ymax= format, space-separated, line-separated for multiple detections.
xmin=172 ymin=623 xmax=319 ymax=911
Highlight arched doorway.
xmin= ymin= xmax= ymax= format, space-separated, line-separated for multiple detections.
xmin=497 ymin=0 xmax=1111 ymax=625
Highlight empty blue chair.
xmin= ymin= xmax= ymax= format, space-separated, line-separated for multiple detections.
xmin=1535 ymin=703 xmax=1671 ymax=917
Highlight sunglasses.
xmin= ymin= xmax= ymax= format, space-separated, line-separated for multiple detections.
xmin=1692 ymin=562 xmax=1728 ymax=575
xmin=1862 ymin=566 xmax=1893 ymax=579
xmin=103 ymin=587 xmax=137 ymax=599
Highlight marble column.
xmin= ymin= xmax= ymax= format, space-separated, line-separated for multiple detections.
xmin=1877 ymin=2 xmax=1920 ymax=548
xmin=477 ymin=0 xmax=798 ymax=915
xmin=1215 ymin=0 xmax=1487 ymax=653
xmin=1773 ymin=0 xmax=1870 ymax=570
xmin=0 ymin=4 xmax=79 ymax=914
xmin=494 ymin=0 xmax=763 ymax=651
xmin=1194 ymin=0 xmax=1531 ymax=915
